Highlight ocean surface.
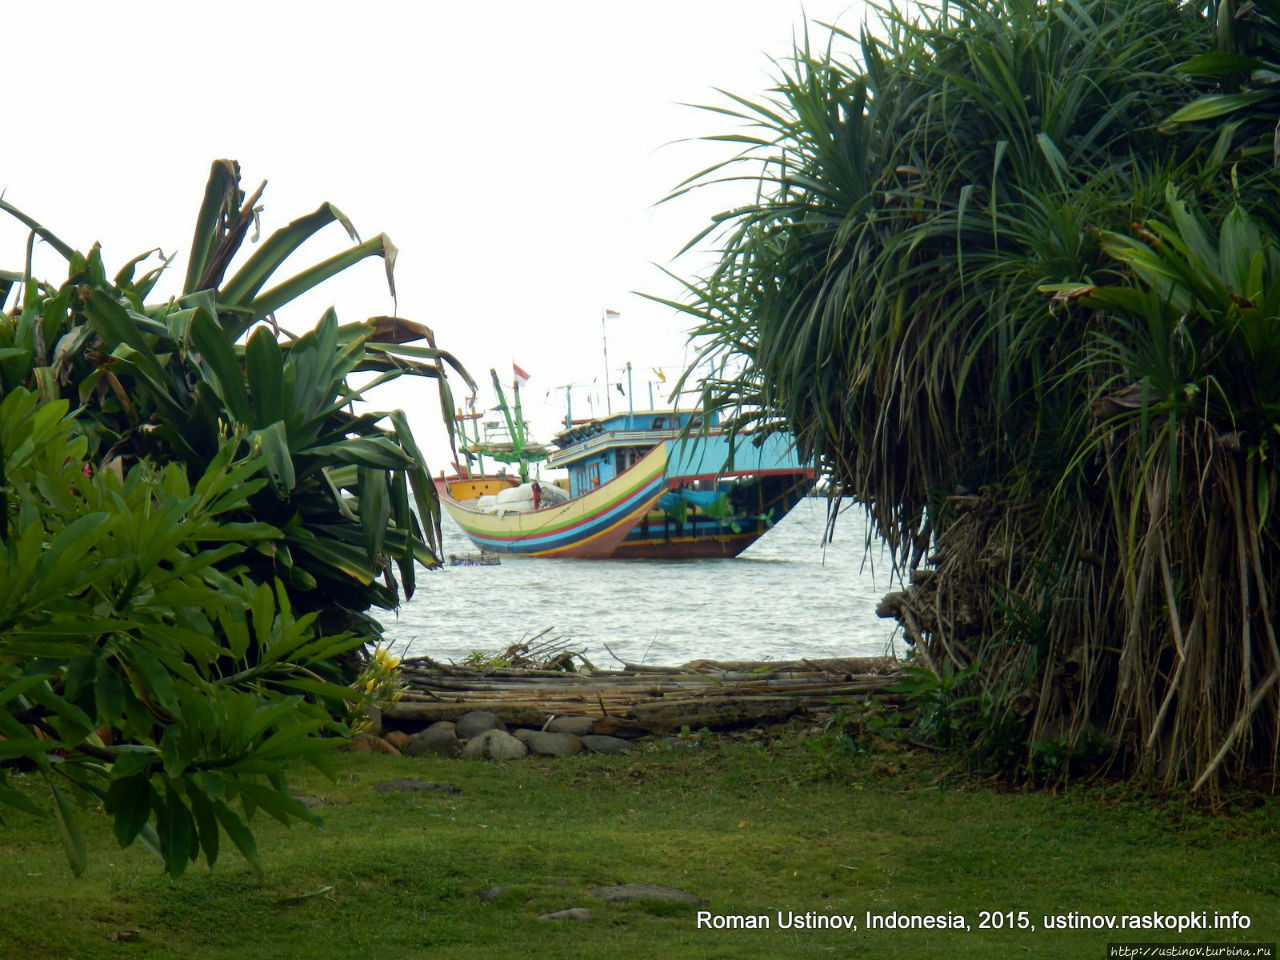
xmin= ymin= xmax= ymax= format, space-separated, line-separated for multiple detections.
xmin=383 ymin=497 xmax=904 ymax=667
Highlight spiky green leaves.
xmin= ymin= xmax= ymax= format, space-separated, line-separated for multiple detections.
xmin=1 ymin=161 xmax=470 ymax=634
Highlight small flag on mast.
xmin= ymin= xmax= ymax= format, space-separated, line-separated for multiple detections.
xmin=604 ymin=309 xmax=621 ymax=319
xmin=513 ymin=363 xmax=531 ymax=387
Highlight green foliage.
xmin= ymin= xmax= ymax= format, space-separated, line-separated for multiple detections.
xmin=0 ymin=161 xmax=471 ymax=873
xmin=896 ymin=663 xmax=980 ymax=749
xmin=460 ymin=650 xmax=512 ymax=671
xmin=0 ymin=160 xmax=474 ymax=637
xmin=349 ymin=646 xmax=406 ymax=734
xmin=659 ymin=0 xmax=1210 ymax=563
xmin=1165 ymin=0 xmax=1280 ymax=153
xmin=0 ymin=388 xmax=363 ymax=876
xmin=1029 ymin=728 xmax=1112 ymax=785
xmin=665 ymin=0 xmax=1280 ymax=791
xmin=802 ymin=706 xmax=864 ymax=779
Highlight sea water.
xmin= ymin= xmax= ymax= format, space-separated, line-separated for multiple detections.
xmin=383 ymin=497 xmax=903 ymax=667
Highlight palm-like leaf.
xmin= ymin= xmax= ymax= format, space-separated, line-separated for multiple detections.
xmin=1 ymin=161 xmax=473 ymax=637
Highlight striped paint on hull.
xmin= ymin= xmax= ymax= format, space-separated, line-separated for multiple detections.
xmin=436 ymin=444 xmax=668 ymax=559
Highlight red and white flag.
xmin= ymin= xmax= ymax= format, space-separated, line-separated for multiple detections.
xmin=513 ymin=362 xmax=531 ymax=387
xmin=604 ymin=308 xmax=621 ymax=320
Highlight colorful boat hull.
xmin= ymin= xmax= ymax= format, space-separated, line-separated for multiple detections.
xmin=614 ymin=471 xmax=812 ymax=560
xmin=435 ymin=443 xmax=669 ymax=559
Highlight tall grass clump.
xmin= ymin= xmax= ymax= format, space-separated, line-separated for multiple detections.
xmin=664 ymin=0 xmax=1280 ymax=793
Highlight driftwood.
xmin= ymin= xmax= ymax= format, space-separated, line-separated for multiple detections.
xmin=681 ymin=656 xmax=898 ymax=675
xmin=383 ymin=656 xmax=905 ymax=734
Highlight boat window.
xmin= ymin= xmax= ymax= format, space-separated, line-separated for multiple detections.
xmin=652 ymin=416 xmax=668 ymax=430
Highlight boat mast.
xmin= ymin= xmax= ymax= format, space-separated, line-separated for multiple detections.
xmin=558 ymin=384 xmax=573 ymax=428
xmin=454 ymin=398 xmax=486 ymax=478
xmin=602 ymin=308 xmax=612 ymax=416
xmin=469 ymin=397 xmax=485 ymax=477
xmin=489 ymin=368 xmax=530 ymax=483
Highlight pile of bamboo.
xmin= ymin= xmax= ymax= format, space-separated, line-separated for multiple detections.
xmin=384 ymin=654 xmax=904 ymax=735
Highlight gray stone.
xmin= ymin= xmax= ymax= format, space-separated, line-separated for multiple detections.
xmin=546 ymin=716 xmax=595 ymax=736
xmin=373 ymin=779 xmax=463 ymax=795
xmin=362 ymin=704 xmax=383 ymax=737
xmin=456 ymin=710 xmax=507 ymax=740
xmin=512 ymin=728 xmax=535 ymax=742
xmin=587 ymin=884 xmax=705 ymax=905
xmin=477 ymin=886 xmax=508 ymax=903
xmin=580 ymin=734 xmax=634 ymax=755
xmin=526 ymin=731 xmax=582 ymax=757
xmin=461 ymin=729 xmax=528 ymax=760
xmin=292 ymin=794 xmax=328 ymax=809
xmin=404 ymin=725 xmax=461 ymax=758
xmin=538 ymin=907 xmax=593 ymax=922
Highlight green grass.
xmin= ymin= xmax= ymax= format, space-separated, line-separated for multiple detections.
xmin=2 ymin=732 xmax=1277 ymax=959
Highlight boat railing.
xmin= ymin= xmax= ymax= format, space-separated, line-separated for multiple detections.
xmin=544 ymin=427 xmax=707 ymax=466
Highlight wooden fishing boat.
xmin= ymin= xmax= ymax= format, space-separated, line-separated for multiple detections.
xmin=546 ymin=410 xmax=813 ymax=559
xmin=436 ymin=389 xmax=813 ymax=559
xmin=435 ymin=442 xmax=669 ymax=559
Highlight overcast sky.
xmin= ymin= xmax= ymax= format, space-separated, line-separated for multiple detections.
xmin=2 ymin=1 xmax=866 ymax=467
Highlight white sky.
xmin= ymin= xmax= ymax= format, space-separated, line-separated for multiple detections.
xmin=2 ymin=0 xmax=866 ymax=468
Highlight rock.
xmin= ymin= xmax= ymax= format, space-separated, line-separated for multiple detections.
xmin=477 ymin=886 xmax=508 ymax=903
xmin=526 ymin=731 xmax=582 ymax=757
xmin=538 ymin=907 xmax=592 ymax=922
xmin=461 ymin=729 xmax=528 ymax=761
xmin=545 ymin=716 xmax=595 ymax=736
xmin=405 ymin=725 xmax=461 ymax=758
xmin=343 ymin=734 xmax=402 ymax=755
xmin=580 ymin=734 xmax=634 ymax=756
xmin=373 ymin=779 xmax=463 ymax=795
xmin=383 ymin=730 xmax=410 ymax=750
xmin=363 ymin=704 xmax=383 ymax=737
xmin=587 ymin=884 xmax=705 ymax=905
xmin=512 ymin=728 xmax=534 ymax=742
xmin=456 ymin=710 xmax=507 ymax=740
xmin=292 ymin=794 xmax=328 ymax=809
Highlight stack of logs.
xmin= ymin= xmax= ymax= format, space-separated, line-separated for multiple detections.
xmin=383 ymin=655 xmax=904 ymax=737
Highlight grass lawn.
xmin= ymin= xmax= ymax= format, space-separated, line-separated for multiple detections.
xmin=1 ymin=729 xmax=1277 ymax=959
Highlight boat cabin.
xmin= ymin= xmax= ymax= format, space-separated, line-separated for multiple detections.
xmin=547 ymin=409 xmax=713 ymax=498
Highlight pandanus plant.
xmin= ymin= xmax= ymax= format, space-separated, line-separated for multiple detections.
xmin=663 ymin=0 xmax=1280 ymax=789
xmin=0 ymin=160 xmax=473 ymax=637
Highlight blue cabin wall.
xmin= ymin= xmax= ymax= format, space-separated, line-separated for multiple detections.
xmin=569 ymin=450 xmax=619 ymax=498
xmin=562 ymin=410 xmax=725 ymax=497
